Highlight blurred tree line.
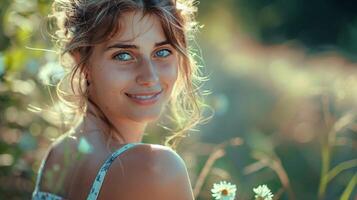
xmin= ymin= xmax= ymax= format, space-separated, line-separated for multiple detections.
xmin=233 ymin=0 xmax=357 ymax=61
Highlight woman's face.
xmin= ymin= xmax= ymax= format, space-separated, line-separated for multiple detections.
xmin=87 ymin=11 xmax=178 ymax=124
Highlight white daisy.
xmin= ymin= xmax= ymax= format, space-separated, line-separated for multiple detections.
xmin=253 ymin=184 xmax=274 ymax=200
xmin=211 ymin=180 xmax=237 ymax=200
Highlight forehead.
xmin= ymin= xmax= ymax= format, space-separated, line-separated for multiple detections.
xmin=106 ymin=11 xmax=166 ymax=44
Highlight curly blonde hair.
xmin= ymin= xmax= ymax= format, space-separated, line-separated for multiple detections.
xmin=49 ymin=0 xmax=209 ymax=150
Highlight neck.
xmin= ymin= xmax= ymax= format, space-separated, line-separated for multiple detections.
xmin=83 ymin=100 xmax=147 ymax=144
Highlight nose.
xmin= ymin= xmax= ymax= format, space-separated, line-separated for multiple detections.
xmin=136 ymin=57 xmax=159 ymax=87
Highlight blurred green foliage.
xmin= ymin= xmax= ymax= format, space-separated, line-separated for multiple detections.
xmin=0 ymin=0 xmax=356 ymax=199
xmin=232 ymin=0 xmax=357 ymax=61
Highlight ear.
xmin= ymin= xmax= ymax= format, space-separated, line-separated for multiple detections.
xmin=71 ymin=51 xmax=81 ymax=64
xmin=70 ymin=51 xmax=92 ymax=83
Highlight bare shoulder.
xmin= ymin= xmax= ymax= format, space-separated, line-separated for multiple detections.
xmin=44 ymin=134 xmax=81 ymax=167
xmin=99 ymin=143 xmax=194 ymax=200
xmin=39 ymin=134 xmax=81 ymax=195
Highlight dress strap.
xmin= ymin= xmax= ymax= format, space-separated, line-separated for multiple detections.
xmin=33 ymin=148 xmax=52 ymax=195
xmin=86 ymin=143 xmax=142 ymax=200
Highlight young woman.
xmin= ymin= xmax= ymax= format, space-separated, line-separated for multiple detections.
xmin=32 ymin=0 xmax=206 ymax=199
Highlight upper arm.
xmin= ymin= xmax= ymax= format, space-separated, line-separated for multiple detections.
xmin=99 ymin=144 xmax=194 ymax=200
xmin=150 ymin=146 xmax=195 ymax=200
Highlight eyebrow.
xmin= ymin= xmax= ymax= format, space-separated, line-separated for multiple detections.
xmin=106 ymin=40 xmax=171 ymax=51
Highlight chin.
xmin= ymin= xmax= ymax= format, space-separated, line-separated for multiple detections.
xmin=128 ymin=110 xmax=163 ymax=123
xmin=130 ymin=116 xmax=160 ymax=123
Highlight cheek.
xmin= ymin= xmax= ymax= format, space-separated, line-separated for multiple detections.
xmin=159 ymin=62 xmax=179 ymax=86
xmin=91 ymin=65 xmax=133 ymax=97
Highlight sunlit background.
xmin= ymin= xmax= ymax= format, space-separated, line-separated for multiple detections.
xmin=0 ymin=0 xmax=356 ymax=199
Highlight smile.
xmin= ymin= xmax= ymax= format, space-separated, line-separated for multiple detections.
xmin=125 ymin=90 xmax=163 ymax=105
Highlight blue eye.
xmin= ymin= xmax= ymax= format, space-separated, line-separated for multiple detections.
xmin=155 ymin=49 xmax=171 ymax=58
xmin=114 ymin=52 xmax=133 ymax=61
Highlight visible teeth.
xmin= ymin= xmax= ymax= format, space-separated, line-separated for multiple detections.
xmin=131 ymin=94 xmax=156 ymax=100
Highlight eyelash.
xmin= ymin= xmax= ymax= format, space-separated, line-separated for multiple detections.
xmin=113 ymin=51 xmax=134 ymax=62
xmin=154 ymin=49 xmax=172 ymax=58
xmin=112 ymin=48 xmax=172 ymax=62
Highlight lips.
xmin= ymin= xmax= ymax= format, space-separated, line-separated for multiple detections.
xmin=126 ymin=90 xmax=162 ymax=97
xmin=125 ymin=89 xmax=163 ymax=105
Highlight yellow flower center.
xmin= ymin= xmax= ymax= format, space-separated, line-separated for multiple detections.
xmin=221 ymin=189 xmax=229 ymax=196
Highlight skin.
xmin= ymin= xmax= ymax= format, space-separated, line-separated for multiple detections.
xmin=39 ymin=11 xmax=194 ymax=200
xmin=85 ymin=10 xmax=179 ymax=143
